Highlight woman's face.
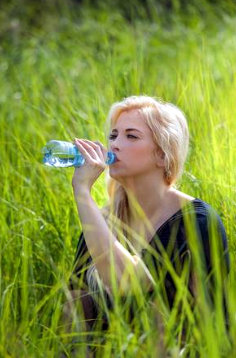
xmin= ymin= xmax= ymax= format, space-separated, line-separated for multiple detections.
xmin=108 ymin=109 xmax=162 ymax=181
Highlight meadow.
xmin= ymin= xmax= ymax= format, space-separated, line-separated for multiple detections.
xmin=0 ymin=1 xmax=236 ymax=357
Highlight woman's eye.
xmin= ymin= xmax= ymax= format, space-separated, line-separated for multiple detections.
xmin=108 ymin=134 xmax=117 ymax=140
xmin=108 ymin=134 xmax=138 ymax=140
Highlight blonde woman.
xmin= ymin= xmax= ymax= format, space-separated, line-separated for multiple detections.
xmin=67 ymin=96 xmax=229 ymax=354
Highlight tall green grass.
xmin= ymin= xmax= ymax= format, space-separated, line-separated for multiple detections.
xmin=0 ymin=1 xmax=235 ymax=357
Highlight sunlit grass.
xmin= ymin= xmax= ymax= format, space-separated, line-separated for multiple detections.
xmin=0 ymin=1 xmax=235 ymax=357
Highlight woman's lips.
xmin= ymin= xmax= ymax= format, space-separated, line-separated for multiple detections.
xmin=114 ymin=155 xmax=120 ymax=162
xmin=112 ymin=158 xmax=120 ymax=164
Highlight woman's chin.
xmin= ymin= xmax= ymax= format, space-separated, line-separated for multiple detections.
xmin=109 ymin=167 xmax=123 ymax=180
xmin=109 ymin=171 xmax=119 ymax=179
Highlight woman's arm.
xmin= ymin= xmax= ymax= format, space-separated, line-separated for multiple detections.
xmin=72 ymin=138 xmax=154 ymax=295
xmin=75 ymin=188 xmax=154 ymax=294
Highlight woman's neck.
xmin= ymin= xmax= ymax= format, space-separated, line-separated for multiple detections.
xmin=122 ymin=177 xmax=173 ymax=222
xmin=125 ymin=184 xmax=194 ymax=226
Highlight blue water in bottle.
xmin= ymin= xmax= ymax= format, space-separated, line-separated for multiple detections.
xmin=42 ymin=140 xmax=116 ymax=168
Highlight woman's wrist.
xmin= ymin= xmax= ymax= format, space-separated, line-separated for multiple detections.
xmin=73 ymin=186 xmax=92 ymax=203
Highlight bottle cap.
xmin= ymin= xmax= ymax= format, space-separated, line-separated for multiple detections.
xmin=106 ymin=152 xmax=117 ymax=165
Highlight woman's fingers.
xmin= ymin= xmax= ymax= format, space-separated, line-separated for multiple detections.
xmin=93 ymin=140 xmax=107 ymax=158
xmin=74 ymin=139 xmax=97 ymax=161
xmin=78 ymin=139 xmax=106 ymax=155
xmin=74 ymin=138 xmax=106 ymax=164
xmin=75 ymin=139 xmax=102 ymax=159
xmin=85 ymin=139 xmax=107 ymax=160
xmin=72 ymin=139 xmax=107 ymax=193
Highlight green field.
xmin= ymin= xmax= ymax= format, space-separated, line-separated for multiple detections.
xmin=0 ymin=1 xmax=236 ymax=357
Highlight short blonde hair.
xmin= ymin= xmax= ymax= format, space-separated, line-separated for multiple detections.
xmin=105 ymin=95 xmax=189 ymax=185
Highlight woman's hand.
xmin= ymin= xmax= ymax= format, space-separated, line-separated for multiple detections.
xmin=72 ymin=138 xmax=107 ymax=199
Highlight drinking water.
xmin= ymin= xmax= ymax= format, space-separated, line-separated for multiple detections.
xmin=42 ymin=140 xmax=117 ymax=168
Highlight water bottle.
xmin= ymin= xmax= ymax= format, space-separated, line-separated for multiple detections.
xmin=42 ymin=140 xmax=117 ymax=168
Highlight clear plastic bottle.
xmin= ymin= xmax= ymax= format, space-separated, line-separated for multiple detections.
xmin=42 ymin=140 xmax=117 ymax=168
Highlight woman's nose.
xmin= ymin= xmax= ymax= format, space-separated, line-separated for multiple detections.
xmin=110 ymin=141 xmax=121 ymax=152
xmin=110 ymin=138 xmax=120 ymax=152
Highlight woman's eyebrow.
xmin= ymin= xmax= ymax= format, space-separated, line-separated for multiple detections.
xmin=111 ymin=128 xmax=143 ymax=133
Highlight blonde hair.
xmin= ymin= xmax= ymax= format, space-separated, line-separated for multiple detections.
xmin=104 ymin=95 xmax=189 ymax=230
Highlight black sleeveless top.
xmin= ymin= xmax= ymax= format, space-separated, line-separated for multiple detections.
xmin=70 ymin=198 xmax=229 ymax=314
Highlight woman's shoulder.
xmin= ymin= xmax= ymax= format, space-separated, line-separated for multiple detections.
xmin=169 ymin=190 xmax=210 ymax=221
xmin=180 ymin=198 xmax=219 ymax=217
xmin=161 ymin=198 xmax=208 ymax=228
xmin=173 ymin=190 xmax=219 ymax=216
xmin=158 ymin=197 xmax=227 ymax=241
xmin=179 ymin=198 xmax=226 ymax=232
xmin=186 ymin=198 xmax=225 ymax=222
xmin=175 ymin=198 xmax=228 ymax=253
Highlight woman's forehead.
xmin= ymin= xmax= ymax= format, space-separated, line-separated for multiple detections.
xmin=111 ymin=109 xmax=149 ymax=130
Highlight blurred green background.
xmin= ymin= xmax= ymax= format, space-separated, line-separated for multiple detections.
xmin=0 ymin=0 xmax=236 ymax=357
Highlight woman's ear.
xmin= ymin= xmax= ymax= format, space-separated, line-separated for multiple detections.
xmin=154 ymin=148 xmax=165 ymax=167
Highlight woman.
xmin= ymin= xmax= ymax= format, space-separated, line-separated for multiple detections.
xmin=67 ymin=95 xmax=229 ymax=354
